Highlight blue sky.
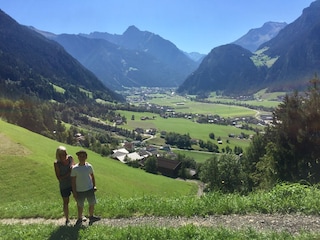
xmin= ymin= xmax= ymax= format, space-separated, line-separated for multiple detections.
xmin=0 ymin=0 xmax=315 ymax=54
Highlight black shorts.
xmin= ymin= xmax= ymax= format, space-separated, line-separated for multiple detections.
xmin=60 ymin=186 xmax=73 ymax=198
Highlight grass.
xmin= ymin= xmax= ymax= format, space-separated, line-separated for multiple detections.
xmin=2 ymin=183 xmax=320 ymax=238
xmin=251 ymin=47 xmax=279 ymax=68
xmin=118 ymin=110 xmax=255 ymax=151
xmin=1 ymin=224 xmax=317 ymax=240
xmin=206 ymin=89 xmax=285 ymax=108
xmin=146 ymin=89 xmax=284 ymax=109
xmin=148 ymin=96 xmax=257 ymax=117
xmin=120 ymin=91 xmax=272 ymax=153
xmin=0 ymin=119 xmax=197 ymax=216
xmin=2 ymin=120 xmax=320 ymax=238
xmin=51 ymin=83 xmax=65 ymax=93
xmin=173 ymin=149 xmax=215 ymax=163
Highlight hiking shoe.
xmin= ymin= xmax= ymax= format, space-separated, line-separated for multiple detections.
xmin=74 ymin=218 xmax=82 ymax=227
xmin=65 ymin=219 xmax=71 ymax=226
xmin=82 ymin=216 xmax=87 ymax=222
xmin=89 ymin=216 xmax=101 ymax=225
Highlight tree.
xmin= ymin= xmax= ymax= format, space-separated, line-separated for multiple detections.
xmin=200 ymin=154 xmax=246 ymax=193
xmin=165 ymin=132 xmax=191 ymax=149
xmin=251 ymin=142 xmax=279 ymax=190
xmin=244 ymin=76 xmax=320 ymax=186
xmin=209 ymin=132 xmax=215 ymax=140
xmin=144 ymin=156 xmax=158 ymax=174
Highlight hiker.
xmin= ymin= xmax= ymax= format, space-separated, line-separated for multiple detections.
xmin=54 ymin=146 xmax=74 ymax=226
xmin=71 ymin=149 xmax=100 ymax=226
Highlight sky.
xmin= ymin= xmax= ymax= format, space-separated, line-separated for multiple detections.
xmin=0 ymin=0 xmax=316 ymax=54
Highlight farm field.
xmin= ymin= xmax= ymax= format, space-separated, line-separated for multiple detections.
xmin=146 ymin=94 xmax=258 ymax=117
xmin=206 ymin=90 xmax=286 ymax=108
xmin=139 ymin=89 xmax=284 ymax=110
xmin=117 ymin=109 xmax=256 ymax=151
xmin=172 ymin=148 xmax=215 ymax=163
xmin=122 ymin=90 xmax=281 ymax=157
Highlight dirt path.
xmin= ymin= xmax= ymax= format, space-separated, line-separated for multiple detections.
xmin=1 ymin=214 xmax=320 ymax=234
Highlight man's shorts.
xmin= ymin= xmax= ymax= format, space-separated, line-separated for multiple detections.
xmin=60 ymin=186 xmax=73 ymax=198
xmin=77 ymin=188 xmax=97 ymax=207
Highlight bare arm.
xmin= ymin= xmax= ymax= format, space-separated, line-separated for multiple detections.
xmin=91 ymin=173 xmax=97 ymax=191
xmin=53 ymin=162 xmax=61 ymax=181
xmin=69 ymin=155 xmax=75 ymax=166
xmin=71 ymin=176 xmax=77 ymax=198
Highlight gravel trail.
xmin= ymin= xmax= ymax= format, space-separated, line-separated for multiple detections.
xmin=1 ymin=214 xmax=320 ymax=234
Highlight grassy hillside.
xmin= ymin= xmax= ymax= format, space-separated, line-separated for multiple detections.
xmin=0 ymin=119 xmax=197 ymax=218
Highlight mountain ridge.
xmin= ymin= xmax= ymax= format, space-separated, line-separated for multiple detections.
xmin=233 ymin=21 xmax=287 ymax=52
xmin=0 ymin=9 xmax=123 ymax=102
xmin=178 ymin=0 xmax=320 ymax=95
xmin=52 ymin=25 xmax=199 ymax=90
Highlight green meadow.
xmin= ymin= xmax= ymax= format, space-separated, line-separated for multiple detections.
xmin=172 ymin=149 xmax=215 ymax=163
xmin=0 ymin=119 xmax=197 ymax=219
xmin=118 ymin=110 xmax=254 ymax=151
xmin=147 ymin=95 xmax=257 ymax=117
xmin=145 ymin=90 xmax=284 ymax=109
xmin=208 ymin=89 xmax=285 ymax=108
xmin=2 ymin=120 xmax=320 ymax=239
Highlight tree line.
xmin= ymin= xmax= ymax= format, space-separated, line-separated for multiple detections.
xmin=199 ymin=77 xmax=320 ymax=193
xmin=0 ymin=95 xmax=138 ymax=156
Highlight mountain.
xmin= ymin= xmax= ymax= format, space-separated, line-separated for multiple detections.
xmin=177 ymin=44 xmax=265 ymax=95
xmin=0 ymin=9 xmax=123 ymax=102
xmin=48 ymin=33 xmax=191 ymax=90
xmin=184 ymin=52 xmax=206 ymax=63
xmin=47 ymin=26 xmax=198 ymax=90
xmin=82 ymin=25 xmax=198 ymax=71
xmin=233 ymin=22 xmax=287 ymax=52
xmin=259 ymin=0 xmax=320 ymax=91
xmin=178 ymin=0 xmax=320 ymax=95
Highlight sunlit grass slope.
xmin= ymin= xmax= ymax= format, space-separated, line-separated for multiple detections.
xmin=0 ymin=120 xmax=197 ymax=217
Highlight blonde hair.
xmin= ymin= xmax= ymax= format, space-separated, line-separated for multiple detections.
xmin=56 ymin=146 xmax=67 ymax=162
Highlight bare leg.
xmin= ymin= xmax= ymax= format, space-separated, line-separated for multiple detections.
xmin=77 ymin=205 xmax=83 ymax=220
xmin=62 ymin=197 xmax=69 ymax=221
xmin=89 ymin=204 xmax=94 ymax=217
xmin=88 ymin=204 xmax=100 ymax=225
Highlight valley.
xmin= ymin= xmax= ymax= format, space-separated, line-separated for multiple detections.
xmin=116 ymin=87 xmax=281 ymax=154
xmin=1 ymin=1 xmax=320 ymax=238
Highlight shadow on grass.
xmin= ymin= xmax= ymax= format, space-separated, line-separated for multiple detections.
xmin=48 ymin=225 xmax=84 ymax=240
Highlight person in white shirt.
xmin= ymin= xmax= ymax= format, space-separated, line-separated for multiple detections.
xmin=71 ymin=149 xmax=100 ymax=226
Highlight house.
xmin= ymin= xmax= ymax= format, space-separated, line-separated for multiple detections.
xmin=135 ymin=128 xmax=144 ymax=134
xmin=146 ymin=145 xmax=158 ymax=155
xmin=138 ymin=149 xmax=153 ymax=158
xmin=111 ymin=148 xmax=129 ymax=160
xmin=156 ymin=157 xmax=181 ymax=178
xmin=112 ymin=151 xmax=127 ymax=162
xmin=112 ymin=148 xmax=129 ymax=155
xmin=146 ymin=128 xmax=157 ymax=135
xmin=112 ymin=148 xmax=144 ymax=163
xmin=124 ymin=142 xmax=134 ymax=152
xmin=126 ymin=152 xmax=143 ymax=161
xmin=160 ymin=145 xmax=171 ymax=152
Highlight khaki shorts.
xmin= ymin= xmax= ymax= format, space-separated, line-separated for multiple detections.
xmin=76 ymin=188 xmax=96 ymax=207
